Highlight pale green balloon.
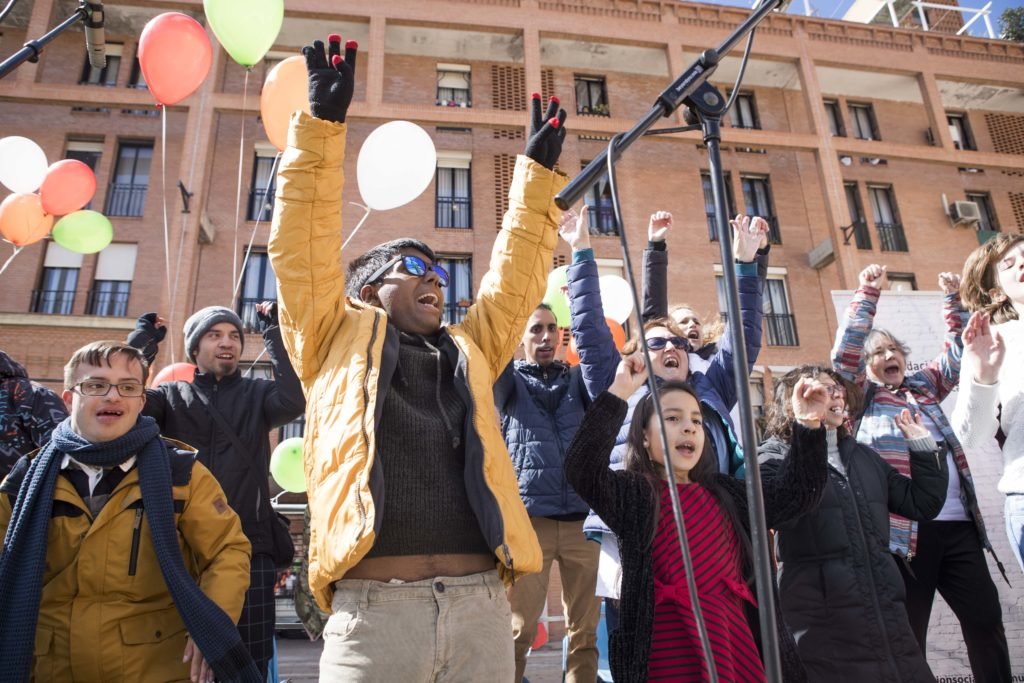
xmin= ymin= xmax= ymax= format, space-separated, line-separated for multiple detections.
xmin=204 ymin=0 xmax=284 ymax=68
xmin=270 ymin=436 xmax=306 ymax=493
xmin=52 ymin=210 xmax=113 ymax=254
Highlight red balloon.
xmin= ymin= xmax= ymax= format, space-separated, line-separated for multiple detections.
xmin=151 ymin=362 xmax=197 ymax=388
xmin=138 ymin=13 xmax=212 ymax=106
xmin=565 ymin=318 xmax=626 ymax=366
xmin=39 ymin=160 xmax=96 ymax=216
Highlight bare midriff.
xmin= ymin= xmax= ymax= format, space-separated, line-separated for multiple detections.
xmin=343 ymin=553 xmax=495 ymax=582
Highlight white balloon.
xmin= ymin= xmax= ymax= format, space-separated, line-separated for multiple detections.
xmin=599 ymin=274 xmax=634 ymax=325
xmin=0 ymin=136 xmax=48 ymax=194
xmin=356 ymin=121 xmax=436 ymax=211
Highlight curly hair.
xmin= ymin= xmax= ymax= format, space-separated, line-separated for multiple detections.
xmin=620 ymin=317 xmax=686 ymax=357
xmin=764 ymin=364 xmax=862 ymax=443
xmin=668 ymin=303 xmax=726 ymax=349
xmin=961 ymin=233 xmax=1024 ymax=324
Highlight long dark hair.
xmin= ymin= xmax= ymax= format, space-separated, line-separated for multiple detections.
xmin=764 ymin=364 xmax=862 ymax=442
xmin=624 ymin=381 xmax=754 ymax=580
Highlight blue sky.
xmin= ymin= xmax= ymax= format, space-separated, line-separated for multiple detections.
xmin=705 ymin=0 xmax=1017 ymax=38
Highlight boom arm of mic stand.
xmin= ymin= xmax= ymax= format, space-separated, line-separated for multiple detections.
xmin=0 ymin=1 xmax=89 ymax=80
xmin=554 ymin=0 xmax=785 ymax=211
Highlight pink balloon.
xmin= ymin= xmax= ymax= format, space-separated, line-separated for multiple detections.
xmin=138 ymin=13 xmax=212 ymax=106
xmin=39 ymin=160 xmax=96 ymax=216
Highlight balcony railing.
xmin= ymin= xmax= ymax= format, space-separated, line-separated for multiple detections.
xmin=31 ymin=289 xmax=76 ymax=315
xmin=436 ymin=196 xmax=471 ymax=229
xmin=876 ymin=222 xmax=909 ymax=252
xmin=238 ymin=297 xmax=275 ymax=333
xmin=106 ymin=183 xmax=148 ymax=217
xmin=248 ymin=187 xmax=275 ymax=222
xmin=850 ymin=219 xmax=872 ymax=250
xmin=764 ymin=313 xmax=799 ymax=347
xmin=587 ymin=204 xmax=618 ymax=236
xmin=86 ymin=289 xmax=130 ymax=317
xmin=444 ymin=302 xmax=469 ymax=325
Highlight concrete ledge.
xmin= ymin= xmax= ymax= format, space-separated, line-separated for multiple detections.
xmin=0 ymin=313 xmax=136 ymax=330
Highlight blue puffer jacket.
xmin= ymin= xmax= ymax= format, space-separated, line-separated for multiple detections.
xmin=495 ymin=252 xmax=620 ymax=518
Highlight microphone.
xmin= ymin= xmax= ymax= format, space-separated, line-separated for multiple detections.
xmin=84 ymin=1 xmax=106 ymax=70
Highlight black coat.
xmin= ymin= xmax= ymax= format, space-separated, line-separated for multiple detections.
xmin=565 ymin=392 xmax=827 ymax=683
xmin=758 ymin=432 xmax=947 ymax=683
xmin=137 ymin=325 xmax=305 ymax=555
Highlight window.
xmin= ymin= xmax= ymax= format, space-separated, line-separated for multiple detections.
xmin=887 ymin=272 xmax=917 ymax=291
xmin=966 ymin=192 xmax=999 ymax=233
xmin=947 ymin=113 xmax=975 ymax=151
xmin=848 ymin=103 xmax=879 ymax=141
xmin=729 ymin=92 xmax=759 ymax=129
xmin=741 ymin=175 xmax=781 ymax=244
xmin=122 ymin=56 xmax=158 ymax=116
xmin=868 ymin=185 xmax=907 ymax=252
xmin=32 ymin=242 xmax=82 ymax=314
xmin=701 ymin=171 xmax=735 ymax=241
xmin=248 ymin=146 xmax=278 ymax=221
xmin=106 ymin=142 xmax=152 ymax=217
xmin=575 ymin=76 xmax=609 ymax=116
xmin=763 ymin=277 xmax=799 ymax=346
xmin=279 ymin=415 xmax=305 ymax=441
xmin=583 ymin=162 xmax=617 ymax=236
xmin=87 ymin=243 xmax=136 ymax=316
xmin=436 ymin=64 xmax=471 ymax=107
xmin=436 ymin=152 xmax=472 ymax=229
xmin=437 ymin=256 xmax=472 ymax=325
xmin=65 ymin=140 xmax=102 ymax=209
xmin=237 ymin=251 xmax=277 ymax=332
xmin=79 ymin=43 xmax=122 ymax=86
xmin=749 ymin=374 xmax=766 ymax=441
xmin=844 ymin=182 xmax=871 ymax=250
xmin=824 ymin=100 xmax=845 ymax=137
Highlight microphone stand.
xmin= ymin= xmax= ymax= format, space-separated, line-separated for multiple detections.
xmin=556 ymin=2 xmax=786 ymax=681
xmin=0 ymin=0 xmax=95 ymax=80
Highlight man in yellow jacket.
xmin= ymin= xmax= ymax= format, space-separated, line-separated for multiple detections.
xmin=0 ymin=341 xmax=256 ymax=683
xmin=268 ymin=36 xmax=568 ymax=680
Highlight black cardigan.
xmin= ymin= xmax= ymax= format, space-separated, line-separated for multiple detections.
xmin=565 ymin=391 xmax=826 ymax=683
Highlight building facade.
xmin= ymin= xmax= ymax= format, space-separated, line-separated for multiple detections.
xmin=1 ymin=0 xmax=1022 ymax=674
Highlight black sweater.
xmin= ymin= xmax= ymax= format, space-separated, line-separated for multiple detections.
xmin=565 ymin=392 xmax=826 ymax=683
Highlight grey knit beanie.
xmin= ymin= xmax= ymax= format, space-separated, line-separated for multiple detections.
xmin=183 ymin=306 xmax=245 ymax=362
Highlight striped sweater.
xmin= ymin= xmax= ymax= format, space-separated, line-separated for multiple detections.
xmin=831 ymin=285 xmax=991 ymax=559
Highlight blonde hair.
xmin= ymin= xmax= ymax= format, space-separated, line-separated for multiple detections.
xmin=620 ymin=317 xmax=685 ymax=356
xmin=668 ymin=303 xmax=725 ymax=349
xmin=961 ymin=234 xmax=1024 ymax=324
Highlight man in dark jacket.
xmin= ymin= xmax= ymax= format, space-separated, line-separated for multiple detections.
xmin=0 ymin=350 xmax=68 ymax=478
xmin=127 ymin=302 xmax=305 ymax=679
xmin=494 ymin=208 xmax=620 ymax=683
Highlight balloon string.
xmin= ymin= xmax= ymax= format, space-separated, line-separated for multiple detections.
xmin=342 ymin=203 xmax=371 ymax=251
xmin=233 ymin=151 xmax=282 ymax=302
xmin=232 ymin=69 xmax=250 ymax=294
xmin=0 ymin=245 xmax=22 ymax=276
xmin=243 ymin=347 xmax=268 ymax=377
xmin=160 ymin=104 xmax=177 ymax=366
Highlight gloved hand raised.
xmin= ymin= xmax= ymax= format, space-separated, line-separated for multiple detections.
xmin=524 ymin=93 xmax=567 ymax=170
xmin=303 ymin=34 xmax=357 ymax=124
xmin=127 ymin=312 xmax=167 ymax=365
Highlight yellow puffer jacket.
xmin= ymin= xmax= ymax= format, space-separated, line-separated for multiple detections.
xmin=0 ymin=440 xmax=252 ymax=682
xmin=269 ymin=112 xmax=566 ymax=611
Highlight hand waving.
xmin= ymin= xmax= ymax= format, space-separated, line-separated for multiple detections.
xmin=524 ymin=93 xmax=567 ymax=170
xmin=963 ymin=311 xmax=1005 ymax=385
xmin=791 ymin=377 xmax=830 ymax=427
xmin=894 ymin=409 xmax=929 ymax=440
xmin=731 ymin=215 xmax=768 ymax=263
xmin=303 ymin=34 xmax=357 ymax=123
xmin=938 ymin=272 xmax=961 ymax=295
xmin=558 ymin=205 xmax=591 ymax=251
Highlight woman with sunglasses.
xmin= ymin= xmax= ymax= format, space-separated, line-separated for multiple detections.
xmin=759 ymin=365 xmax=947 ymax=683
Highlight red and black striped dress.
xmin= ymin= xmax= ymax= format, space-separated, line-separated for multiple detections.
xmin=648 ymin=482 xmax=765 ymax=682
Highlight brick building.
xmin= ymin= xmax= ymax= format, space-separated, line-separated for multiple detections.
xmin=1 ymin=0 xmax=1022 ymax=675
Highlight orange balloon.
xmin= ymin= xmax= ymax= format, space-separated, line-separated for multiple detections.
xmin=151 ymin=362 xmax=197 ymax=388
xmin=138 ymin=13 xmax=212 ymax=106
xmin=39 ymin=160 xmax=96 ymax=216
xmin=260 ymin=56 xmax=311 ymax=151
xmin=565 ymin=317 xmax=626 ymax=365
xmin=0 ymin=193 xmax=54 ymax=247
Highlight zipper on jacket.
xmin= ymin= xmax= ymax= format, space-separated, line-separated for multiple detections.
xmin=354 ymin=312 xmax=381 ymax=541
xmin=502 ymin=543 xmax=515 ymax=585
xmin=128 ymin=508 xmax=143 ymax=576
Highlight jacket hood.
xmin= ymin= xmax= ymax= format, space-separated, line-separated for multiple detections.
xmin=0 ymin=352 xmax=28 ymax=380
xmin=514 ymin=359 xmax=570 ymax=379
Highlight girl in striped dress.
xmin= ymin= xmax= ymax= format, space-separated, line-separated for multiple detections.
xmin=565 ymin=356 xmax=830 ymax=682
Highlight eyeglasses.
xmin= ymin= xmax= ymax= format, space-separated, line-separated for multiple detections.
xmin=366 ymin=255 xmax=449 ymax=288
xmin=823 ymin=385 xmax=846 ymax=399
xmin=73 ymin=380 xmax=146 ymax=398
xmin=645 ymin=336 xmax=691 ymax=352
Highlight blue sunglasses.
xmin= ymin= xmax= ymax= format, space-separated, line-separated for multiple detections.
xmin=367 ymin=254 xmax=449 ymax=288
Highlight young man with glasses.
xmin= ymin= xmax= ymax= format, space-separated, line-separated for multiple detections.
xmin=267 ymin=36 xmax=568 ymax=679
xmin=0 ymin=341 xmax=254 ymax=683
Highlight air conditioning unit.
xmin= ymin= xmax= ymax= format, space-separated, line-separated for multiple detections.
xmin=950 ymin=200 xmax=981 ymax=226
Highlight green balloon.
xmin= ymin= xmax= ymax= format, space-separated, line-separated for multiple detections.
xmin=543 ymin=289 xmax=571 ymax=327
xmin=270 ymin=436 xmax=306 ymax=493
xmin=52 ymin=210 xmax=113 ymax=254
xmin=204 ymin=0 xmax=284 ymax=67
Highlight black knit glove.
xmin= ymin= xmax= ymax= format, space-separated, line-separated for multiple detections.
xmin=523 ymin=93 xmax=567 ymax=170
xmin=255 ymin=301 xmax=279 ymax=331
xmin=303 ymin=34 xmax=357 ymax=124
xmin=127 ymin=312 xmax=166 ymax=365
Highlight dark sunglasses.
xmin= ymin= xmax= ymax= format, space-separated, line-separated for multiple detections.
xmin=367 ymin=254 xmax=449 ymax=288
xmin=645 ymin=336 xmax=691 ymax=352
